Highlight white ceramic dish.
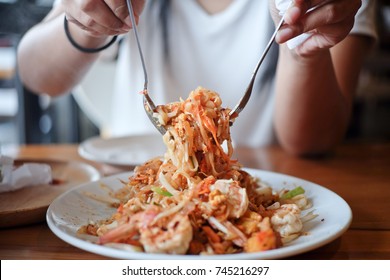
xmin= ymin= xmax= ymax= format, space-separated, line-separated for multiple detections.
xmin=78 ymin=135 xmax=166 ymax=167
xmin=47 ymin=168 xmax=352 ymax=259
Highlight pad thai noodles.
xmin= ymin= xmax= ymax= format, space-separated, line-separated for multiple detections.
xmin=80 ymin=87 xmax=316 ymax=255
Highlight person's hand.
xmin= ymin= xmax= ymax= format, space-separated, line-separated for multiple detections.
xmin=269 ymin=0 xmax=362 ymax=57
xmin=61 ymin=0 xmax=146 ymax=37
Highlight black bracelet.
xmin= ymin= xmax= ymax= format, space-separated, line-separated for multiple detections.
xmin=63 ymin=16 xmax=118 ymax=53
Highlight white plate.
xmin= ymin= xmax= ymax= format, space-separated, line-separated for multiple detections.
xmin=46 ymin=169 xmax=352 ymax=260
xmin=78 ymin=135 xmax=166 ymax=166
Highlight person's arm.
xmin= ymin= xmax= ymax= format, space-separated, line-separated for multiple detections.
xmin=271 ymin=0 xmax=374 ymax=156
xmin=274 ymin=35 xmax=372 ymax=156
xmin=17 ymin=0 xmax=144 ymax=96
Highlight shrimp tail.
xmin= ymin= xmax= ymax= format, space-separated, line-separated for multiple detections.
xmin=98 ymin=223 xmax=136 ymax=245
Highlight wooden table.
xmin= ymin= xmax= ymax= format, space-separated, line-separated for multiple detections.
xmin=1 ymin=142 xmax=389 ymax=259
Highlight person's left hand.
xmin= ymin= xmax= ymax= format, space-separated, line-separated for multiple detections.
xmin=269 ymin=0 xmax=362 ymax=57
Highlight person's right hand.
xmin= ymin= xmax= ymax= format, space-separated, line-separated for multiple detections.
xmin=61 ymin=0 xmax=146 ymax=37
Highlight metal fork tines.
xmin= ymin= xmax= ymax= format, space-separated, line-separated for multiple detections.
xmin=229 ymin=16 xmax=285 ymax=120
xmin=143 ymin=92 xmax=167 ymax=135
xmin=126 ymin=0 xmax=167 ymax=135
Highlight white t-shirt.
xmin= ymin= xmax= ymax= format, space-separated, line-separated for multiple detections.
xmin=106 ymin=0 xmax=377 ymax=147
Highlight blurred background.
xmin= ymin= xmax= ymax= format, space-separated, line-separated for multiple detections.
xmin=0 ymin=0 xmax=389 ymax=147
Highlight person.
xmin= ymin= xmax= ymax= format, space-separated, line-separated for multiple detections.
xmin=17 ymin=0 xmax=377 ymax=156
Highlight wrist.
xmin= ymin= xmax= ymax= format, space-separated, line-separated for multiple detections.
xmin=64 ymin=17 xmax=117 ymax=53
xmin=280 ymin=44 xmax=331 ymax=66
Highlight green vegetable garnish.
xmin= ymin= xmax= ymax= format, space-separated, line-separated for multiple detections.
xmin=281 ymin=186 xmax=305 ymax=200
xmin=151 ymin=186 xmax=173 ymax=197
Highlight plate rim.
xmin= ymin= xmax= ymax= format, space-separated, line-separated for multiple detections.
xmin=78 ymin=134 xmax=165 ymax=166
xmin=46 ymin=168 xmax=352 ymax=260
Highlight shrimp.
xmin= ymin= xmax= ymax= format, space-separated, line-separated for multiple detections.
xmin=203 ymin=179 xmax=249 ymax=219
xmin=140 ymin=213 xmax=193 ymax=254
xmin=271 ymin=204 xmax=303 ymax=241
xmin=98 ymin=207 xmax=159 ymax=245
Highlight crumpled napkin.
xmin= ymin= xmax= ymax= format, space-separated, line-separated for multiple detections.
xmin=275 ymin=0 xmax=312 ymax=49
xmin=0 ymin=155 xmax=52 ymax=193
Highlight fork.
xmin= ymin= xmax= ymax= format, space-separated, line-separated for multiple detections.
xmin=229 ymin=15 xmax=286 ymax=120
xmin=127 ymin=0 xmax=285 ymax=134
xmin=126 ymin=0 xmax=167 ymax=135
